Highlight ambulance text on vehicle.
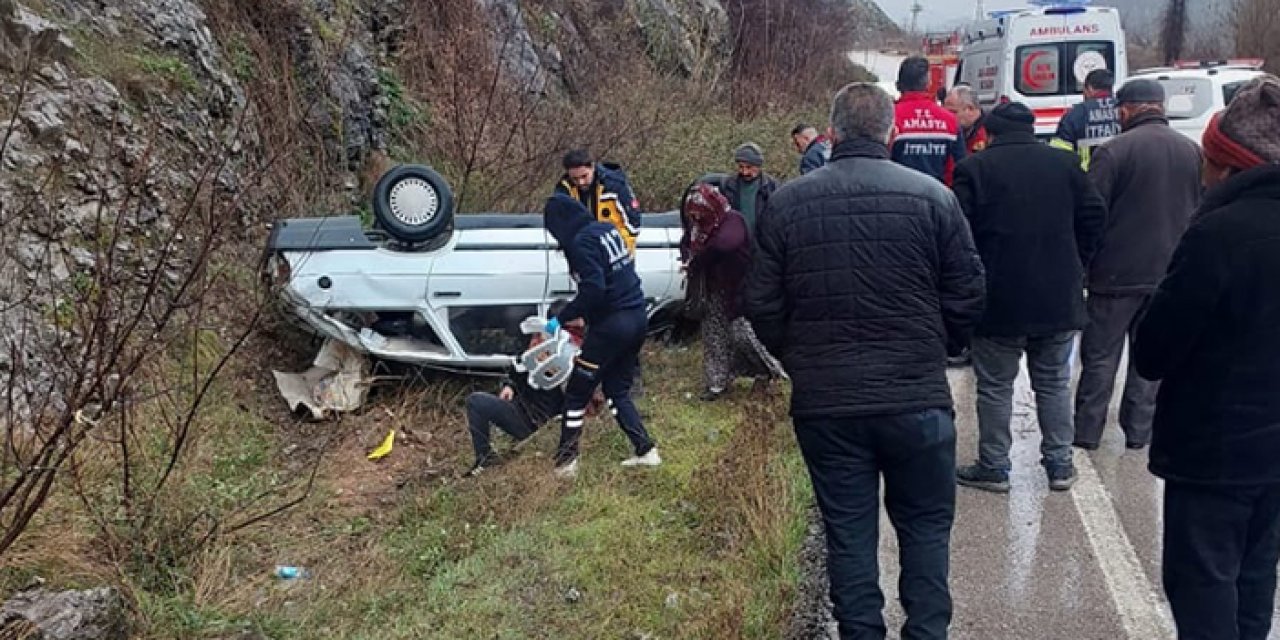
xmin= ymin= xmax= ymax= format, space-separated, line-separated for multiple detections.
xmin=956 ymin=2 xmax=1127 ymax=136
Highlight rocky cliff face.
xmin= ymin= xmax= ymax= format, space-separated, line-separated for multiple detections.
xmin=2 ymin=0 xmax=895 ymax=216
xmin=0 ymin=0 xmax=892 ymax=421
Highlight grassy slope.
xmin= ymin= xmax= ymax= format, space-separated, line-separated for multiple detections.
xmin=3 ymin=341 xmax=812 ymax=639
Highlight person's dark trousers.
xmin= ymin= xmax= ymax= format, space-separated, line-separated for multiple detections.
xmin=794 ymin=409 xmax=957 ymax=640
xmin=1074 ymin=293 xmax=1159 ymax=447
xmin=1163 ymin=482 xmax=1280 ymax=640
xmin=972 ymin=333 xmax=1075 ymax=473
xmin=555 ymin=309 xmax=655 ymax=466
xmin=465 ymin=392 xmax=535 ymax=462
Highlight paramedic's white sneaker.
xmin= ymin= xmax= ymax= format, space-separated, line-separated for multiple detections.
xmin=553 ymin=458 xmax=579 ymax=479
xmin=621 ymin=448 xmax=662 ymax=467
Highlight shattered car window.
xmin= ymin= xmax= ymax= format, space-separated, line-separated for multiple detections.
xmin=449 ymin=305 xmax=539 ymax=355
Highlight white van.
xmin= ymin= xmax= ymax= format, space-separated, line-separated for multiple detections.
xmin=956 ymin=3 xmax=1127 ymax=136
xmin=1126 ymin=61 xmax=1267 ymax=145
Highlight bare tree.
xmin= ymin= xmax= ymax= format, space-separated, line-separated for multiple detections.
xmin=1161 ymin=0 xmax=1189 ymax=63
xmin=1234 ymin=0 xmax=1280 ymax=73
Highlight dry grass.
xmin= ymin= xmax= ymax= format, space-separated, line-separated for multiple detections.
xmin=2 ymin=339 xmax=813 ymax=639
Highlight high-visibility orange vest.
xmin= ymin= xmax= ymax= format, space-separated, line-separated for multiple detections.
xmin=559 ymin=180 xmax=637 ymax=254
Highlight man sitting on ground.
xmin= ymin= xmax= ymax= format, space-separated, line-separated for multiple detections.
xmin=462 ymin=327 xmax=595 ymax=477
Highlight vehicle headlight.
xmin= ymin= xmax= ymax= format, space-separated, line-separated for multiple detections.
xmin=266 ymin=254 xmax=292 ymax=286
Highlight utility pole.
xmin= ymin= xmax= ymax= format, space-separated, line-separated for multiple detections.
xmin=975 ymin=0 xmax=985 ymax=22
xmin=909 ymin=2 xmax=923 ymax=34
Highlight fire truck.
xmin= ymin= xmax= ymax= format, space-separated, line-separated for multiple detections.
xmin=922 ymin=31 xmax=962 ymax=99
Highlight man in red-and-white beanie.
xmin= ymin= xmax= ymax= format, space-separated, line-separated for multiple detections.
xmin=1134 ymin=74 xmax=1280 ymax=640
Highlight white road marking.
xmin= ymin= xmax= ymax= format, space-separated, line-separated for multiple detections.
xmin=1072 ymin=452 xmax=1176 ymax=639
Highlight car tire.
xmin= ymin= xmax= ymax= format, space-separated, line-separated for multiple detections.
xmin=372 ymin=165 xmax=455 ymax=244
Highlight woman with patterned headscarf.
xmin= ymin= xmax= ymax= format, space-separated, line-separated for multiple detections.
xmin=681 ymin=182 xmax=785 ymax=401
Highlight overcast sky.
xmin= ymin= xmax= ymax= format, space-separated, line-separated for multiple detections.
xmin=872 ymin=0 xmax=1031 ymax=29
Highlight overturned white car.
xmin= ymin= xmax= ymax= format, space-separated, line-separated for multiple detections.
xmin=263 ymin=165 xmax=688 ymax=374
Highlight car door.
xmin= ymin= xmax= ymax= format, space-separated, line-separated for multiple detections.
xmin=546 ymin=224 xmax=683 ymax=317
xmin=427 ymin=219 xmax=548 ymax=357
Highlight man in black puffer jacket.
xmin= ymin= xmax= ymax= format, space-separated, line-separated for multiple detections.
xmin=1134 ymin=76 xmax=1280 ymax=640
xmin=543 ymin=194 xmax=659 ymax=479
xmin=746 ymin=83 xmax=985 ymax=640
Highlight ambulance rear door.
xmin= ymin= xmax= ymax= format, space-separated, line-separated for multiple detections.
xmin=1002 ymin=6 xmax=1127 ymax=136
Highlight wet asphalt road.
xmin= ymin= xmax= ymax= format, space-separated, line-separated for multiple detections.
xmin=809 ymin=355 xmax=1280 ymax=640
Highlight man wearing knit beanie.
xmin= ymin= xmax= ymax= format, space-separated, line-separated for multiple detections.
xmin=722 ymin=142 xmax=779 ymax=234
xmin=733 ymin=142 xmax=763 ymax=168
xmin=952 ymin=101 xmax=1105 ymax=494
xmin=982 ymin=102 xmax=1036 ymax=137
xmin=1134 ymin=75 xmax=1280 ymax=640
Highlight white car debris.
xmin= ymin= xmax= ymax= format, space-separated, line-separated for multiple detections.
xmin=272 ymin=339 xmax=372 ymax=420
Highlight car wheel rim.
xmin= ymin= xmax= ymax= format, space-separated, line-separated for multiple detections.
xmin=389 ymin=177 xmax=440 ymax=226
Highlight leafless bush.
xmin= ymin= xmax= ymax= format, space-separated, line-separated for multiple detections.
xmin=724 ymin=0 xmax=861 ymax=116
xmin=203 ymin=0 xmax=356 ymax=218
xmin=395 ymin=0 xmax=681 ymax=213
xmin=204 ymin=0 xmax=852 ymax=215
xmin=0 ymin=53 xmax=319 ymax=563
xmin=1158 ymin=0 xmax=1237 ymax=63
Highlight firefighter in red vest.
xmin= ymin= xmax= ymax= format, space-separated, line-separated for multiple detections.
xmin=891 ymin=56 xmax=967 ymax=186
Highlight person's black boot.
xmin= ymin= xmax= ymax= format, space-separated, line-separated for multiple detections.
xmin=699 ymin=388 xmax=725 ymax=402
xmin=1048 ymin=466 xmax=1077 ymax=492
xmin=464 ymin=452 xmax=502 ymax=478
xmin=956 ymin=463 xmax=1011 ymax=493
xmin=946 ymin=348 xmax=972 ymax=368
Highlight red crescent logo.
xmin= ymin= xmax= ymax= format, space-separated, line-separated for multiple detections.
xmin=1022 ymin=51 xmax=1048 ymax=90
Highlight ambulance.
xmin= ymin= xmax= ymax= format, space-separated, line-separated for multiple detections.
xmin=955 ymin=1 xmax=1127 ymax=137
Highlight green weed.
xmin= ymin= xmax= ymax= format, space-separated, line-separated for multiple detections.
xmin=132 ymin=52 xmax=198 ymax=92
xmin=377 ymin=67 xmax=428 ymax=154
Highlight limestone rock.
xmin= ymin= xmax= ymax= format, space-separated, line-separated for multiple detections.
xmin=0 ymin=586 xmax=127 ymax=640
xmin=629 ymin=0 xmax=729 ymax=78
xmin=0 ymin=0 xmax=76 ymax=72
